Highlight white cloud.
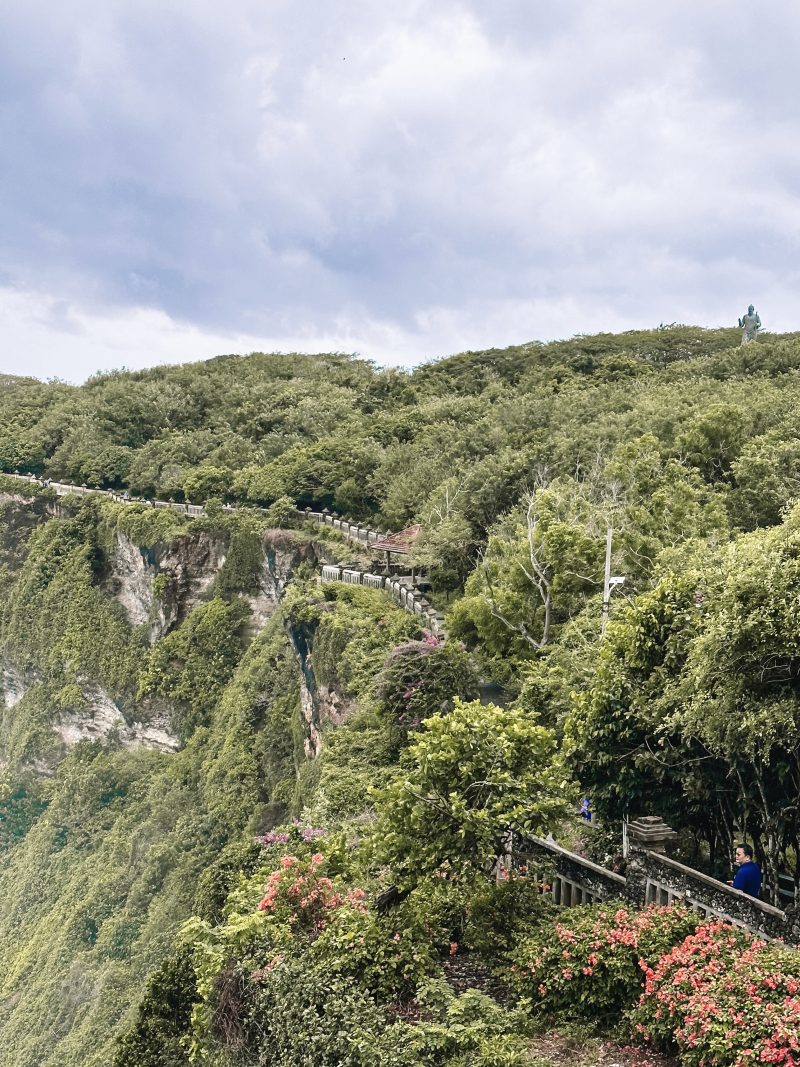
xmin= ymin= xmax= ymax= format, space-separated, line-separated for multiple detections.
xmin=0 ymin=2 xmax=798 ymax=380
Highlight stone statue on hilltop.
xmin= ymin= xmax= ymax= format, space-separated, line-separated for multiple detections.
xmin=738 ymin=304 xmax=761 ymax=344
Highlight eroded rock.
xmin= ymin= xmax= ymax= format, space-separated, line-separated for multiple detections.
xmin=56 ymin=686 xmax=179 ymax=752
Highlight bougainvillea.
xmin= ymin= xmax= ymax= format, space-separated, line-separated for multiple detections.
xmin=255 ymin=818 xmax=327 ymax=848
xmin=507 ymin=902 xmax=698 ymax=1022
xmin=373 ymin=638 xmax=480 ymax=740
xmin=629 ymin=920 xmax=800 ymax=1066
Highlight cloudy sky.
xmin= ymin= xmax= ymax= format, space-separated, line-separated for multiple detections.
xmin=1 ymin=1 xmax=797 ymax=381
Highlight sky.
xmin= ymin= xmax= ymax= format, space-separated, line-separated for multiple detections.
xmin=1 ymin=1 xmax=798 ymax=382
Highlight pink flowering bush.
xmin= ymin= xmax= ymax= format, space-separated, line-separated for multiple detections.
xmin=256 ymin=853 xmax=367 ymax=935
xmin=629 ymin=920 xmax=800 ymax=1066
xmin=507 ymin=902 xmax=698 ymax=1022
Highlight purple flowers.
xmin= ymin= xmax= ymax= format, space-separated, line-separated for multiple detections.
xmin=255 ymin=821 xmax=327 ymax=848
xmin=302 ymin=826 xmax=326 ymax=842
xmin=255 ymin=831 xmax=290 ymax=846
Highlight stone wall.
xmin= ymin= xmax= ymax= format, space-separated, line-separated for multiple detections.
xmin=516 ymin=835 xmax=627 ymax=907
xmin=625 ymin=849 xmax=799 ymax=943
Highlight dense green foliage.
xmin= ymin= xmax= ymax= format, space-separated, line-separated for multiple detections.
xmin=374 ymin=700 xmax=569 ymax=885
xmin=6 ymin=326 xmax=800 ymax=1065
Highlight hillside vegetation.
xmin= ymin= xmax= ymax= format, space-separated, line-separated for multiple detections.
xmin=2 ymin=326 xmax=800 ymax=1066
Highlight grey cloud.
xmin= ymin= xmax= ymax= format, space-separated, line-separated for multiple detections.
xmin=0 ymin=0 xmax=798 ymax=379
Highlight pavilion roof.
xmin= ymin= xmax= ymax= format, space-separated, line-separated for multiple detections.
xmin=370 ymin=524 xmax=421 ymax=556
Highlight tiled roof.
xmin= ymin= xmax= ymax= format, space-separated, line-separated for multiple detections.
xmin=370 ymin=524 xmax=421 ymax=555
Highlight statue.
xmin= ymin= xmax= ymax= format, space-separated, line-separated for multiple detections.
xmin=738 ymin=304 xmax=761 ymax=344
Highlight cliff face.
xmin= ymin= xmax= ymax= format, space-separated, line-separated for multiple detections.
xmin=110 ymin=527 xmax=316 ymax=643
xmin=0 ymin=502 xmax=335 ymax=1067
xmin=111 ymin=530 xmax=227 ymax=642
xmin=287 ymin=616 xmax=357 ymax=758
xmin=54 ymin=686 xmax=179 ymax=753
xmin=0 ymin=505 xmax=322 ymax=777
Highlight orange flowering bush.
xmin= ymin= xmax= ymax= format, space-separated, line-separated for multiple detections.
xmin=507 ymin=902 xmax=697 ymax=1022
xmin=630 ymin=920 xmax=800 ymax=1067
xmin=256 ymin=853 xmax=367 ymax=935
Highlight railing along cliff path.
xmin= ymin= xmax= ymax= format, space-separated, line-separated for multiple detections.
xmin=514 ymin=835 xmax=799 ymax=946
xmin=1 ymin=474 xmax=446 ymax=636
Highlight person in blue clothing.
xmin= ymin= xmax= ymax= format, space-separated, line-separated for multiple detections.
xmin=729 ymin=842 xmax=762 ymax=898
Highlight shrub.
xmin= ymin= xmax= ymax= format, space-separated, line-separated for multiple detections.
xmin=112 ymin=948 xmax=195 ymax=1067
xmin=400 ymin=979 xmax=534 ymax=1066
xmin=629 ymin=920 xmax=800 ymax=1067
xmin=508 ymin=902 xmax=698 ymax=1023
xmin=399 ymin=868 xmax=553 ymax=960
xmin=373 ymin=638 xmax=480 ymax=747
xmin=246 ymin=956 xmax=410 ymax=1067
xmin=311 ymin=901 xmax=435 ymax=1001
xmin=137 ymin=597 xmax=248 ymax=737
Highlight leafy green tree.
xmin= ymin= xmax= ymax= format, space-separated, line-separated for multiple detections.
xmin=182 ymin=464 xmax=233 ymax=503
xmin=675 ymin=402 xmax=751 ymax=481
xmin=565 ymin=571 xmax=711 ymax=835
xmin=675 ymin=508 xmax=800 ymax=895
xmin=450 ymin=482 xmax=605 ymax=665
xmin=730 ymin=429 xmax=800 ymax=528
xmin=374 ymin=699 xmax=570 ymax=886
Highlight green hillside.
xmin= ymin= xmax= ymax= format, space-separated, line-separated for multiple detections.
xmin=3 ymin=327 xmax=800 ymax=1066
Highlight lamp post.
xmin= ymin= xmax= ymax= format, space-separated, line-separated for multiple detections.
xmin=601 ymin=526 xmax=625 ymax=634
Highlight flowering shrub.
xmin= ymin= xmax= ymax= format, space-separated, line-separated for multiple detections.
xmin=373 ymin=639 xmax=480 ymax=740
xmin=256 ymin=853 xmax=367 ymax=935
xmin=629 ymin=920 xmax=800 ymax=1066
xmin=255 ymin=818 xmax=327 ymax=849
xmin=507 ymin=902 xmax=698 ymax=1022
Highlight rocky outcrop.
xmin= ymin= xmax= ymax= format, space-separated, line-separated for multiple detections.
xmin=1 ymin=670 xmax=178 ymax=777
xmin=112 ymin=533 xmax=158 ymax=630
xmin=111 ymin=531 xmax=227 ymax=641
xmin=245 ymin=530 xmax=318 ymax=636
xmin=8 ymin=519 xmax=324 ymax=770
xmin=112 ymin=528 xmax=317 ymax=643
xmin=286 ymin=618 xmax=321 ymax=758
xmin=287 ymin=616 xmax=356 ymax=759
xmin=56 ymin=686 xmax=178 ymax=753
xmin=1 ymin=665 xmax=27 ymax=709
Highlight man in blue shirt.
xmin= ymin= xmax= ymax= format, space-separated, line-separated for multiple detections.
xmin=730 ymin=843 xmax=762 ymax=898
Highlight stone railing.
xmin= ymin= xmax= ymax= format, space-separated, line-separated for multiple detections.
xmin=299 ymin=507 xmax=386 ymax=549
xmin=319 ymin=563 xmax=446 ymax=637
xmin=515 ymin=835 xmax=627 ymax=907
xmin=1 ymin=474 xmax=443 ymax=636
xmin=513 ymin=835 xmax=800 ymax=946
xmin=626 ymin=850 xmax=797 ymax=943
